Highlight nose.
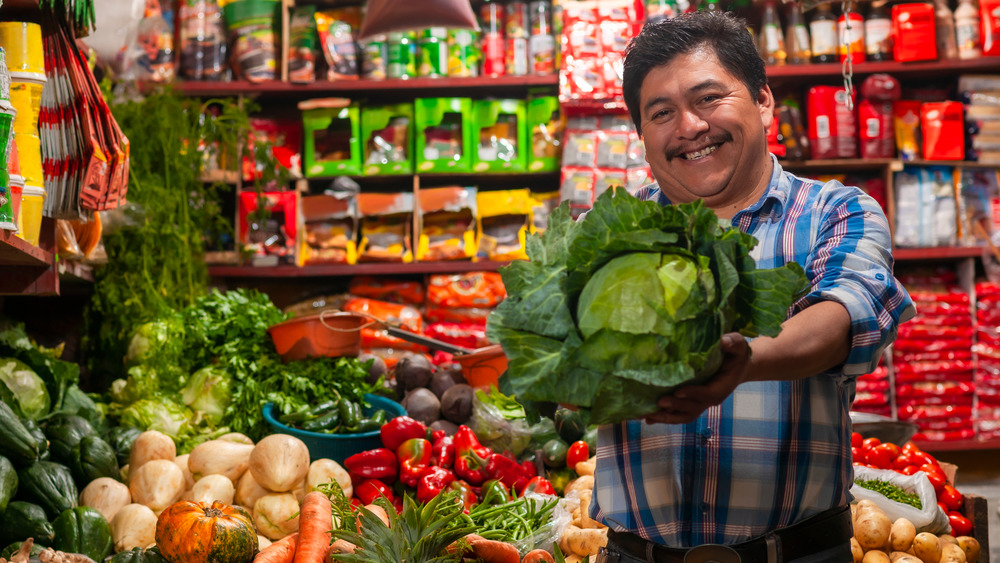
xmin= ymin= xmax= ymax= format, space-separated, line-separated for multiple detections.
xmin=677 ymin=108 xmax=709 ymax=139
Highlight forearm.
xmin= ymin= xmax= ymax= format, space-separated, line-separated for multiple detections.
xmin=744 ymin=300 xmax=852 ymax=382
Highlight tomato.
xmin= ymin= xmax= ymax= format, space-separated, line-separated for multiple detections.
xmin=900 ymin=465 xmax=919 ymax=476
xmin=912 ymin=450 xmax=938 ymax=468
xmin=862 ymin=437 xmax=881 ymax=452
xmin=922 ymin=467 xmax=946 ymax=494
xmin=939 ymin=484 xmax=964 ymax=512
xmin=879 ymin=442 xmax=901 ymax=459
xmin=851 ymin=432 xmax=863 ymax=449
xmin=868 ymin=443 xmax=899 ymax=469
xmin=901 ymin=441 xmax=920 ymax=454
xmin=892 ymin=452 xmax=916 ymax=470
xmin=566 ymin=440 xmax=590 ymax=470
xmin=851 ymin=446 xmax=866 ymax=465
xmin=938 ymin=502 xmax=949 ymax=514
xmin=947 ymin=512 xmax=973 ymax=537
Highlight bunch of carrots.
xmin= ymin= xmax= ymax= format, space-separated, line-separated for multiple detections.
xmin=253 ymin=491 xmax=558 ymax=563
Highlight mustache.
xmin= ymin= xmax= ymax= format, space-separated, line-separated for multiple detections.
xmin=666 ymin=133 xmax=733 ymax=161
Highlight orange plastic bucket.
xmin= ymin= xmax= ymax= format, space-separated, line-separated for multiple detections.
xmin=456 ymin=345 xmax=508 ymax=389
xmin=267 ymin=311 xmax=366 ymax=362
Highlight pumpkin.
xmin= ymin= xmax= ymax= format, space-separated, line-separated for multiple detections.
xmin=154 ymin=500 xmax=259 ymax=563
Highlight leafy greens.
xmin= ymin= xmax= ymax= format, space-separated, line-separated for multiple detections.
xmin=486 ymin=190 xmax=809 ymax=425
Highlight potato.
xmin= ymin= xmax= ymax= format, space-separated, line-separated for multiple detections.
xmin=939 ymin=542 xmax=967 ymax=563
xmin=850 ymin=537 xmax=863 ymax=563
xmin=855 ymin=511 xmax=892 ymax=550
xmin=190 ymin=474 xmax=235 ymax=505
xmin=888 ymin=517 xmax=916 ymax=552
xmin=956 ymin=536 xmax=980 ymax=563
xmin=558 ymin=524 xmax=607 ymax=557
xmin=307 ymin=458 xmax=353 ymax=499
xmin=253 ymin=492 xmax=300 ymax=540
xmin=564 ymin=475 xmax=595 ymax=498
xmin=939 ymin=535 xmax=959 ymax=546
xmin=863 ymin=551 xmax=890 ymax=563
xmin=910 ymin=532 xmax=941 ymax=563
xmin=575 ymin=456 xmax=596 ymax=477
xmin=888 ymin=553 xmax=922 ymax=563
xmin=188 ymin=439 xmax=255 ymax=483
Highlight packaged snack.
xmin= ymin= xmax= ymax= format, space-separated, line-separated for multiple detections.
xmin=178 ymin=0 xmax=227 ymax=81
xmin=315 ymin=8 xmax=361 ymax=80
xmin=920 ymin=101 xmax=965 ymax=160
xmin=288 ymin=5 xmax=318 ymax=83
xmin=349 ymin=276 xmax=425 ymax=304
xmin=807 ymin=85 xmax=857 ymax=159
xmin=893 ymin=100 xmax=923 ymax=161
xmin=361 ymin=103 xmax=414 ymax=175
xmin=222 ymin=0 xmax=280 ymax=82
xmin=417 ymin=186 xmax=478 ymax=261
xmin=427 ymin=271 xmax=507 ymax=308
xmin=476 ymin=188 xmax=534 ymax=261
xmin=526 ymin=96 xmax=563 ymax=171
xmin=560 ymin=166 xmax=595 ymax=208
xmin=892 ymin=3 xmax=938 ymax=61
xmin=358 ymin=191 xmax=414 ymax=262
xmin=238 ymin=190 xmax=299 ymax=266
xmin=360 ymin=34 xmax=388 ymax=79
xmin=300 ymin=192 xmax=358 ymax=265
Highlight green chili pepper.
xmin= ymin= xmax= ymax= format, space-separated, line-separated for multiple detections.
xmin=350 ymin=410 xmax=387 ymax=433
xmin=339 ymin=400 xmax=361 ymax=429
xmin=302 ymin=410 xmax=341 ymax=432
xmin=312 ymin=399 xmax=340 ymax=415
xmin=279 ymin=410 xmax=316 ymax=424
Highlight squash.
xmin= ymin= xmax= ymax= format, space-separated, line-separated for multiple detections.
xmin=188 ymin=439 xmax=254 ymax=483
xmin=253 ymin=493 xmax=300 ymax=540
xmin=0 ymin=501 xmax=54 ymax=546
xmin=51 ymin=505 xmax=115 ymax=562
xmin=106 ymin=426 xmax=143 ymax=467
xmin=155 ymin=500 xmax=259 ymax=563
xmin=70 ymin=434 xmax=121 ymax=485
xmin=191 ymin=474 xmax=236 ymax=506
xmin=306 ymin=458 xmax=352 ymax=499
xmin=108 ymin=546 xmax=169 ymax=563
xmin=111 ymin=503 xmax=159 ymax=553
xmin=0 ymin=542 xmax=44 ymax=560
xmin=15 ymin=460 xmax=78 ymax=519
xmin=21 ymin=419 xmax=49 ymax=461
xmin=217 ymin=433 xmax=254 ymax=445
xmin=129 ymin=459 xmax=185 ymax=513
xmin=0 ymin=455 xmax=16 ymax=512
xmin=0 ymin=401 xmax=40 ymax=466
xmin=173 ymin=454 xmax=195 ymax=490
xmin=79 ymin=476 xmax=132 ymax=523
xmin=42 ymin=414 xmax=95 ymax=466
xmin=129 ymin=431 xmax=176 ymax=472
xmin=248 ymin=434 xmax=309 ymax=493
xmin=234 ymin=470 xmax=268 ymax=511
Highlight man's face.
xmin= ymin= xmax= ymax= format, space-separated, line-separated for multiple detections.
xmin=638 ymin=46 xmax=774 ymax=209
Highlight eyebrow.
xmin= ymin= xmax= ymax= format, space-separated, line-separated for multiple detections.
xmin=642 ymin=79 xmax=726 ymax=116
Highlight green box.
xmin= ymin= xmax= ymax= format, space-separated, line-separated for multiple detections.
xmin=361 ymin=103 xmax=415 ymax=175
xmin=526 ymin=96 xmax=563 ymax=172
xmin=414 ymin=97 xmax=475 ymax=173
xmin=302 ymin=105 xmax=362 ymax=177
xmin=472 ymin=99 xmax=527 ymax=173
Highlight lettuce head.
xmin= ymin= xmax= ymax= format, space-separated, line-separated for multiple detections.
xmin=486 ymin=191 xmax=809 ymax=425
xmin=0 ymin=357 xmax=51 ymax=420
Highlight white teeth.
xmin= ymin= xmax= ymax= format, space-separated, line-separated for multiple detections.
xmin=682 ymin=145 xmax=719 ymax=160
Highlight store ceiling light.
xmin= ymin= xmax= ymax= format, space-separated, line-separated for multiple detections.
xmin=358 ymin=0 xmax=480 ymax=40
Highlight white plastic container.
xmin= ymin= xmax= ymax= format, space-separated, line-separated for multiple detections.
xmin=954 ymin=0 xmax=983 ymax=59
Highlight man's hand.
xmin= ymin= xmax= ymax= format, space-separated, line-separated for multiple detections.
xmin=644 ymin=333 xmax=752 ymax=425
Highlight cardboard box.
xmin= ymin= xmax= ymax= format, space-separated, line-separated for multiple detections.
xmin=302 ymin=104 xmax=362 ymax=177
xmin=361 ymin=103 xmax=414 ymax=175
xmin=526 ymin=96 xmax=563 ymax=172
xmin=471 ymin=99 xmax=527 ymax=173
xmin=892 ymin=3 xmax=938 ymax=62
xmin=414 ymin=97 xmax=475 ymax=173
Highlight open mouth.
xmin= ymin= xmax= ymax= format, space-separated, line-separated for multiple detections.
xmin=680 ymin=144 xmax=720 ymax=160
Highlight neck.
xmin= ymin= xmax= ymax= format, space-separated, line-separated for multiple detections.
xmin=714 ymin=155 xmax=774 ymax=220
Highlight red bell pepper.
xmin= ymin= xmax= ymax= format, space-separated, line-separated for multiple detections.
xmin=519 ymin=476 xmax=556 ymax=497
xmin=381 ymin=416 xmax=429 ymax=452
xmin=485 ymin=452 xmax=533 ymax=495
xmin=416 ymin=466 xmax=456 ymax=504
xmin=397 ymin=437 xmax=433 ymax=488
xmin=454 ymin=425 xmax=492 ymax=486
xmin=431 ymin=434 xmax=455 ymax=469
xmin=430 ymin=428 xmax=446 ymax=444
xmin=448 ymin=479 xmax=478 ymax=512
xmin=355 ymin=478 xmax=395 ymax=505
xmin=520 ymin=459 xmax=538 ymax=480
xmin=344 ymin=448 xmax=398 ymax=485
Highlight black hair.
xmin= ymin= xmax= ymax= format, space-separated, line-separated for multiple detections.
xmin=622 ymin=11 xmax=768 ymax=135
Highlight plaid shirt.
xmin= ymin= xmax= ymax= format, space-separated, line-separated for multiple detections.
xmin=591 ymin=156 xmax=916 ymax=546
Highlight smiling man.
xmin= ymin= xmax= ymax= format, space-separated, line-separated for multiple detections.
xmin=590 ymin=11 xmax=916 ymax=563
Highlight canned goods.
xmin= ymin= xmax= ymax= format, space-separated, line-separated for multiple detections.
xmin=529 ymin=33 xmax=556 ymax=75
xmin=482 ymin=32 xmax=505 ymax=76
xmin=387 ymin=31 xmax=417 ymax=79
xmin=529 ymin=1 xmax=552 ymax=36
xmin=418 ymin=28 xmax=448 ymax=77
xmin=480 ymin=2 xmax=504 ymax=35
xmin=361 ymin=36 xmax=387 ymax=80
xmin=506 ymin=1 xmax=529 ymax=38
xmin=505 ymin=37 xmax=528 ymax=76
xmin=447 ymin=29 xmax=480 ymax=77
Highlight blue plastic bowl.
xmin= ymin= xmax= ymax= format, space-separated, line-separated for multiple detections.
xmin=262 ymin=394 xmax=406 ymax=463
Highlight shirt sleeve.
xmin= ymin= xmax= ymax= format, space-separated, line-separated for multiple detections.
xmin=793 ymin=183 xmax=916 ymax=376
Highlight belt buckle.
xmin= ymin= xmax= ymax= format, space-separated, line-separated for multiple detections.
xmin=683 ymin=544 xmax=741 ymax=563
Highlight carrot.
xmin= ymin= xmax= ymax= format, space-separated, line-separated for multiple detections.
xmin=293 ymin=491 xmax=333 ymax=563
xmin=357 ymin=503 xmax=390 ymax=532
xmin=469 ymin=536 xmax=521 ymax=563
xmin=254 ymin=532 xmax=298 ymax=563
xmin=522 ymin=549 xmax=555 ymax=563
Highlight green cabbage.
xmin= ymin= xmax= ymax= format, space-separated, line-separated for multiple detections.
xmin=119 ymin=398 xmax=192 ymax=439
xmin=0 ymin=357 xmax=51 ymax=420
xmin=486 ymin=191 xmax=809 ymax=425
xmin=181 ymin=366 xmax=232 ymax=425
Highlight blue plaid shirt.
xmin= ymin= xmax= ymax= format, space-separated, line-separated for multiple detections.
xmin=591 ymin=156 xmax=916 ymax=546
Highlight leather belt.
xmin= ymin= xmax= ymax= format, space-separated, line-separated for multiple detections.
xmin=605 ymin=505 xmax=853 ymax=563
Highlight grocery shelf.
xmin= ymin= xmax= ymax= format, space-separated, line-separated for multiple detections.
xmin=1 ymin=229 xmax=50 ymax=267
xmin=766 ymin=55 xmax=1000 ymax=81
xmin=913 ymin=438 xmax=1000 ymax=453
xmin=208 ymin=260 xmax=511 ymax=278
xmin=58 ymin=260 xmax=95 ymax=283
xmin=177 ymin=75 xmax=560 ymax=99
xmin=893 ymin=246 xmax=985 ymax=261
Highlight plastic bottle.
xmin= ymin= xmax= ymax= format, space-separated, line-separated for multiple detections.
xmin=934 ymin=0 xmax=959 ymax=59
xmin=759 ymin=0 xmax=787 ymax=65
xmin=865 ymin=3 xmax=892 ymax=61
xmin=954 ymin=0 xmax=983 ymax=59
xmin=809 ymin=3 xmax=839 ymax=63
xmin=838 ymin=9 xmax=866 ymax=62
xmin=785 ymin=2 xmax=811 ymax=64
xmin=480 ymin=0 xmax=505 ymax=76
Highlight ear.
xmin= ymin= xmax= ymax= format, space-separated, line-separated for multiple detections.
xmin=757 ymin=85 xmax=776 ymax=132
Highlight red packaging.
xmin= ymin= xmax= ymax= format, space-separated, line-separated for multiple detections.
xmin=858 ymin=100 xmax=896 ymax=159
xmin=807 ymin=86 xmax=857 ymax=159
xmin=921 ymin=101 xmax=965 ymax=160
xmin=982 ymin=0 xmax=1000 ymax=55
xmin=892 ymin=3 xmax=938 ymax=62
xmin=426 ymin=272 xmax=506 ymax=308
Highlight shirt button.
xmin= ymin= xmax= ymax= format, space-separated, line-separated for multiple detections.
xmin=876 ymin=273 xmax=885 ymax=280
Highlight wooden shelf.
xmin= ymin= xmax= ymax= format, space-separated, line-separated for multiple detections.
xmin=913 ymin=438 xmax=1000 ymax=452
xmin=58 ymin=260 xmax=94 ymax=283
xmin=780 ymin=158 xmax=1000 ymax=173
xmin=766 ymin=55 xmax=1000 ymax=81
xmin=1 ymin=230 xmax=50 ymax=267
xmin=893 ymin=246 xmax=986 ymax=260
xmin=208 ymin=260 xmax=510 ymax=278
xmin=177 ymin=75 xmax=559 ymax=99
